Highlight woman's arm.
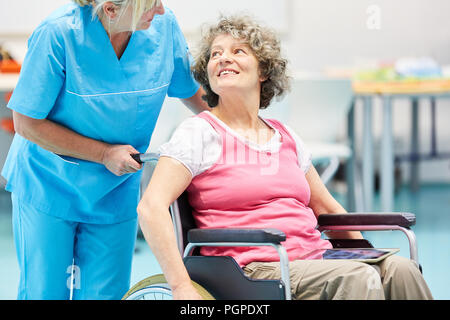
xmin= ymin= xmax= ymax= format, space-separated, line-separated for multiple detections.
xmin=137 ymin=156 xmax=202 ymax=300
xmin=13 ymin=111 xmax=142 ymax=176
xmin=181 ymin=87 xmax=211 ymax=114
xmin=306 ymin=165 xmax=363 ymax=239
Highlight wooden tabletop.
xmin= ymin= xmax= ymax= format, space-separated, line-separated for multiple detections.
xmin=352 ymin=78 xmax=450 ymax=95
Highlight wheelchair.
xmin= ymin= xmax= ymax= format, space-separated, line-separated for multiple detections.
xmin=122 ymin=154 xmax=420 ymax=300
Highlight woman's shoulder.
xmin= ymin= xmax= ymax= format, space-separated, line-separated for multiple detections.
xmin=145 ymin=6 xmax=177 ymax=29
xmin=164 ymin=113 xmax=223 ymax=152
xmin=160 ymin=7 xmax=177 ymax=20
xmin=26 ymin=4 xmax=83 ymax=52
xmin=269 ymin=120 xmax=306 ymax=145
xmin=159 ymin=114 xmax=222 ymax=177
xmin=175 ymin=113 xmax=218 ymax=137
xmin=262 ymin=118 xmax=293 ymax=137
xmin=34 ymin=3 xmax=82 ymax=33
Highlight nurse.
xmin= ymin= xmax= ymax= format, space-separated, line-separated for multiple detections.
xmin=1 ymin=0 xmax=209 ymax=299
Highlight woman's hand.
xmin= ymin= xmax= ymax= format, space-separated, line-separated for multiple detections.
xmin=172 ymin=282 xmax=204 ymax=300
xmin=101 ymin=144 xmax=143 ymax=176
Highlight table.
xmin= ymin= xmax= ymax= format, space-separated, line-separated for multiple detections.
xmin=351 ymin=78 xmax=450 ymax=212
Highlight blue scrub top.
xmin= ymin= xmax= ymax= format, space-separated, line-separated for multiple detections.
xmin=1 ymin=3 xmax=199 ymax=224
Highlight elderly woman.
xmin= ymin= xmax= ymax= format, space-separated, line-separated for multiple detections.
xmin=137 ymin=16 xmax=432 ymax=300
xmin=2 ymin=0 xmax=209 ymax=300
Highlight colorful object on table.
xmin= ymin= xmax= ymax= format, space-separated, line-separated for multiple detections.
xmin=0 ymin=46 xmax=21 ymax=73
xmin=395 ymin=57 xmax=442 ymax=78
xmin=352 ymin=57 xmax=450 ymax=94
xmin=0 ymin=117 xmax=15 ymax=134
xmin=353 ymin=57 xmax=445 ymax=82
xmin=0 ymin=59 xmax=21 ymax=73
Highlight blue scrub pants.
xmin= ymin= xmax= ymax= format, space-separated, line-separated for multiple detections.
xmin=11 ymin=194 xmax=138 ymax=300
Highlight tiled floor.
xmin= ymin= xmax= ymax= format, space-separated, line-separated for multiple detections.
xmin=0 ymin=183 xmax=449 ymax=300
xmin=361 ymin=183 xmax=450 ymax=300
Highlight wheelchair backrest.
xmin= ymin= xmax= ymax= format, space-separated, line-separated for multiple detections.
xmin=170 ymin=191 xmax=287 ymax=300
xmin=169 ymin=191 xmax=197 ymax=255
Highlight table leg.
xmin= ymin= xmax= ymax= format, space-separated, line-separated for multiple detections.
xmin=430 ymin=97 xmax=437 ymax=157
xmin=381 ymin=96 xmax=394 ymax=212
xmin=410 ymin=98 xmax=420 ymax=192
xmin=362 ymin=96 xmax=374 ymax=211
xmin=346 ymin=99 xmax=356 ymax=212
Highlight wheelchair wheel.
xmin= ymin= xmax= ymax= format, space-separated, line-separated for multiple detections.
xmin=122 ymin=274 xmax=215 ymax=300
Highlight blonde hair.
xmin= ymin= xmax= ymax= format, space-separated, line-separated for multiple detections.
xmin=73 ymin=0 xmax=92 ymax=5
xmin=72 ymin=0 xmax=160 ymax=31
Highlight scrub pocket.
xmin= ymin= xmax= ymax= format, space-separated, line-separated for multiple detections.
xmin=134 ymin=84 xmax=169 ymax=149
xmin=62 ymin=92 xmax=139 ymax=145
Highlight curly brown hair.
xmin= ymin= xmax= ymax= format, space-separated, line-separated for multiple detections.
xmin=192 ymin=15 xmax=291 ymax=109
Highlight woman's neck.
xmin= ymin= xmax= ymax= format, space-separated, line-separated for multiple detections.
xmin=109 ymin=31 xmax=132 ymax=59
xmin=210 ymin=93 xmax=275 ymax=145
xmin=100 ymin=17 xmax=132 ymax=59
xmin=211 ymin=92 xmax=261 ymax=131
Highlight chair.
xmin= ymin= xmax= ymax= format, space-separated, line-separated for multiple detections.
xmin=286 ymin=77 xmax=363 ymax=211
xmin=123 ymin=154 xmax=420 ymax=300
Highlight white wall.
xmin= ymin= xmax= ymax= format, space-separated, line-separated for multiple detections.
xmin=2 ymin=0 xmax=449 ymax=68
xmin=1 ymin=0 xmax=449 ymax=182
xmin=0 ymin=0 xmax=68 ymax=35
xmin=285 ymin=0 xmax=450 ymax=71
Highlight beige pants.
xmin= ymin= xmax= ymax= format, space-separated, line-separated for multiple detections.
xmin=243 ymin=255 xmax=433 ymax=300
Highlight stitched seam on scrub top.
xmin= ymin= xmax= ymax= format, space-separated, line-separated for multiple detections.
xmin=66 ymin=83 xmax=170 ymax=98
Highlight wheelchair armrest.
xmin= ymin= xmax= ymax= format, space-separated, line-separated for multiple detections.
xmin=185 ymin=228 xmax=292 ymax=299
xmin=317 ymin=212 xmax=416 ymax=228
xmin=188 ymin=228 xmax=286 ymax=244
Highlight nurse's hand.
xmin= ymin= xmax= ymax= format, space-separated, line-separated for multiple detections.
xmin=101 ymin=145 xmax=143 ymax=176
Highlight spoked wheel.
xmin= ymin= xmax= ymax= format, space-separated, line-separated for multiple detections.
xmin=122 ymin=274 xmax=215 ymax=300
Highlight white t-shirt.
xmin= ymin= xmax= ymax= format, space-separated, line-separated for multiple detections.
xmin=158 ymin=111 xmax=312 ymax=178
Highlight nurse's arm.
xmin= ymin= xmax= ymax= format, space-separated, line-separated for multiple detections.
xmin=180 ymin=87 xmax=211 ymax=114
xmin=137 ymin=156 xmax=203 ymax=300
xmin=12 ymin=110 xmax=142 ymax=175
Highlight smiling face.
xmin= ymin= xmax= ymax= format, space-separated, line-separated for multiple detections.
xmin=206 ymin=34 xmax=264 ymax=99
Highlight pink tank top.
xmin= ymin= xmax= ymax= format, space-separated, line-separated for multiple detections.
xmin=187 ymin=112 xmax=332 ymax=267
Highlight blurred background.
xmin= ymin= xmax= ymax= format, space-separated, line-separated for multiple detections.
xmin=1 ymin=0 xmax=449 ymax=299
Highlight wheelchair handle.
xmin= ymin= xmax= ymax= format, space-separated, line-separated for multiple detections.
xmin=131 ymin=153 xmax=159 ymax=164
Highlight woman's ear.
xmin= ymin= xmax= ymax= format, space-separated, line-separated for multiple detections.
xmin=259 ymin=69 xmax=268 ymax=82
xmin=103 ymin=2 xmax=118 ymax=19
xmin=259 ymin=74 xmax=268 ymax=82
